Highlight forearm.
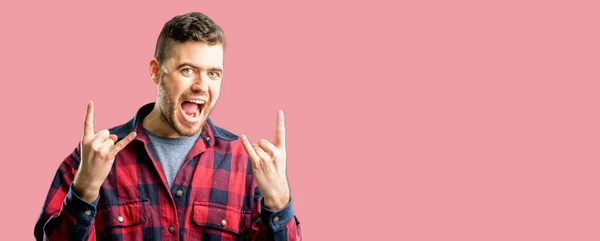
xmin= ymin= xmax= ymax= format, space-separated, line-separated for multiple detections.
xmin=37 ymin=185 xmax=98 ymax=241
xmin=35 ymin=150 xmax=98 ymax=241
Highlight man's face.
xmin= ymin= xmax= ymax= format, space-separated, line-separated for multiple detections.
xmin=154 ymin=41 xmax=224 ymax=137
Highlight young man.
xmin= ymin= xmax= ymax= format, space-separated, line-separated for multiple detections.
xmin=34 ymin=12 xmax=301 ymax=241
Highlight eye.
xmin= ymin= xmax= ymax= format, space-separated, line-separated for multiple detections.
xmin=181 ymin=68 xmax=195 ymax=77
xmin=208 ymin=71 xmax=221 ymax=79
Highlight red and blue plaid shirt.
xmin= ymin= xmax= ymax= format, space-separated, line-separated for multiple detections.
xmin=34 ymin=103 xmax=301 ymax=241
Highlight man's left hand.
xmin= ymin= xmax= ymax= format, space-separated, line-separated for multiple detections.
xmin=241 ymin=110 xmax=290 ymax=211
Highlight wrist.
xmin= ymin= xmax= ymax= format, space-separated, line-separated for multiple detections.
xmin=72 ymin=180 xmax=101 ymax=203
xmin=263 ymin=195 xmax=290 ymax=211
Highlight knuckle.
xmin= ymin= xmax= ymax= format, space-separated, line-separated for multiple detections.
xmin=99 ymin=129 xmax=110 ymax=136
xmin=96 ymin=142 xmax=106 ymax=150
xmin=103 ymin=148 xmax=115 ymax=157
xmin=91 ymin=145 xmax=101 ymax=152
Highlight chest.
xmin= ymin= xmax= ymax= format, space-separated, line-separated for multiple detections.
xmin=93 ymin=144 xmax=256 ymax=240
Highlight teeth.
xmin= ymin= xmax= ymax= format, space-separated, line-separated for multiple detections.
xmin=187 ymin=100 xmax=205 ymax=104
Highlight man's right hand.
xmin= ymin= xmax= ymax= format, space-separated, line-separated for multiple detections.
xmin=72 ymin=101 xmax=137 ymax=203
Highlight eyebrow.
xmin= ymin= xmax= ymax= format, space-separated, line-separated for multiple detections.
xmin=176 ymin=63 xmax=222 ymax=72
xmin=176 ymin=62 xmax=200 ymax=70
xmin=209 ymin=67 xmax=223 ymax=72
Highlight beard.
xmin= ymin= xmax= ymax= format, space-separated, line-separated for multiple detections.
xmin=156 ymin=81 xmax=205 ymax=137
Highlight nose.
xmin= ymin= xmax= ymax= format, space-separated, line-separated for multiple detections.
xmin=191 ymin=73 xmax=209 ymax=93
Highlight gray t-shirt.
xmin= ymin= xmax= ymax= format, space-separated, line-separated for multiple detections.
xmin=144 ymin=128 xmax=201 ymax=189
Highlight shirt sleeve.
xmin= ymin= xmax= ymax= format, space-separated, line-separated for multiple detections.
xmin=250 ymin=186 xmax=302 ymax=241
xmin=34 ymin=144 xmax=97 ymax=241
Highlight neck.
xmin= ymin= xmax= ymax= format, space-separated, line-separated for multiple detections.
xmin=143 ymin=106 xmax=181 ymax=138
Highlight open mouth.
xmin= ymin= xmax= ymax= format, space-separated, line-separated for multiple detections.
xmin=180 ymin=99 xmax=205 ymax=123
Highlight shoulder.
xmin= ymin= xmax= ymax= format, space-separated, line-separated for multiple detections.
xmin=207 ymin=118 xmax=239 ymax=142
xmin=207 ymin=119 xmax=251 ymax=159
xmin=107 ymin=118 xmax=136 ymax=140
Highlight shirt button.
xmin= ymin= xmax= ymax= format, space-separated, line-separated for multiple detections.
xmin=168 ymin=225 xmax=175 ymax=233
xmin=273 ymin=216 xmax=279 ymax=222
xmin=84 ymin=210 xmax=92 ymax=216
xmin=176 ymin=189 xmax=183 ymax=197
xmin=117 ymin=216 xmax=124 ymax=223
xmin=221 ymin=219 xmax=227 ymax=227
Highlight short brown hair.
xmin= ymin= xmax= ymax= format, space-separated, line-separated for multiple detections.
xmin=154 ymin=12 xmax=225 ymax=67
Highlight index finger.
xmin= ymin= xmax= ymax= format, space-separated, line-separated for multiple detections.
xmin=274 ymin=110 xmax=286 ymax=147
xmin=83 ymin=101 xmax=94 ymax=137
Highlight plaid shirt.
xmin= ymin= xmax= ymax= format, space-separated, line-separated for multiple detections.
xmin=34 ymin=103 xmax=301 ymax=241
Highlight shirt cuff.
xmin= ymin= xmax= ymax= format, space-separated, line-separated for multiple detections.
xmin=63 ymin=184 xmax=99 ymax=226
xmin=261 ymin=197 xmax=295 ymax=232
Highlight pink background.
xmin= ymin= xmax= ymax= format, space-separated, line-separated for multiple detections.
xmin=1 ymin=0 xmax=600 ymax=240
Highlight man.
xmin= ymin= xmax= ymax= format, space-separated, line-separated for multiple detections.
xmin=34 ymin=12 xmax=301 ymax=241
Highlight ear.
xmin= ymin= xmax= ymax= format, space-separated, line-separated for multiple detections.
xmin=149 ymin=58 xmax=160 ymax=85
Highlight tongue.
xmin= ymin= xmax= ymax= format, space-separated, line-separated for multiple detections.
xmin=182 ymin=102 xmax=199 ymax=115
